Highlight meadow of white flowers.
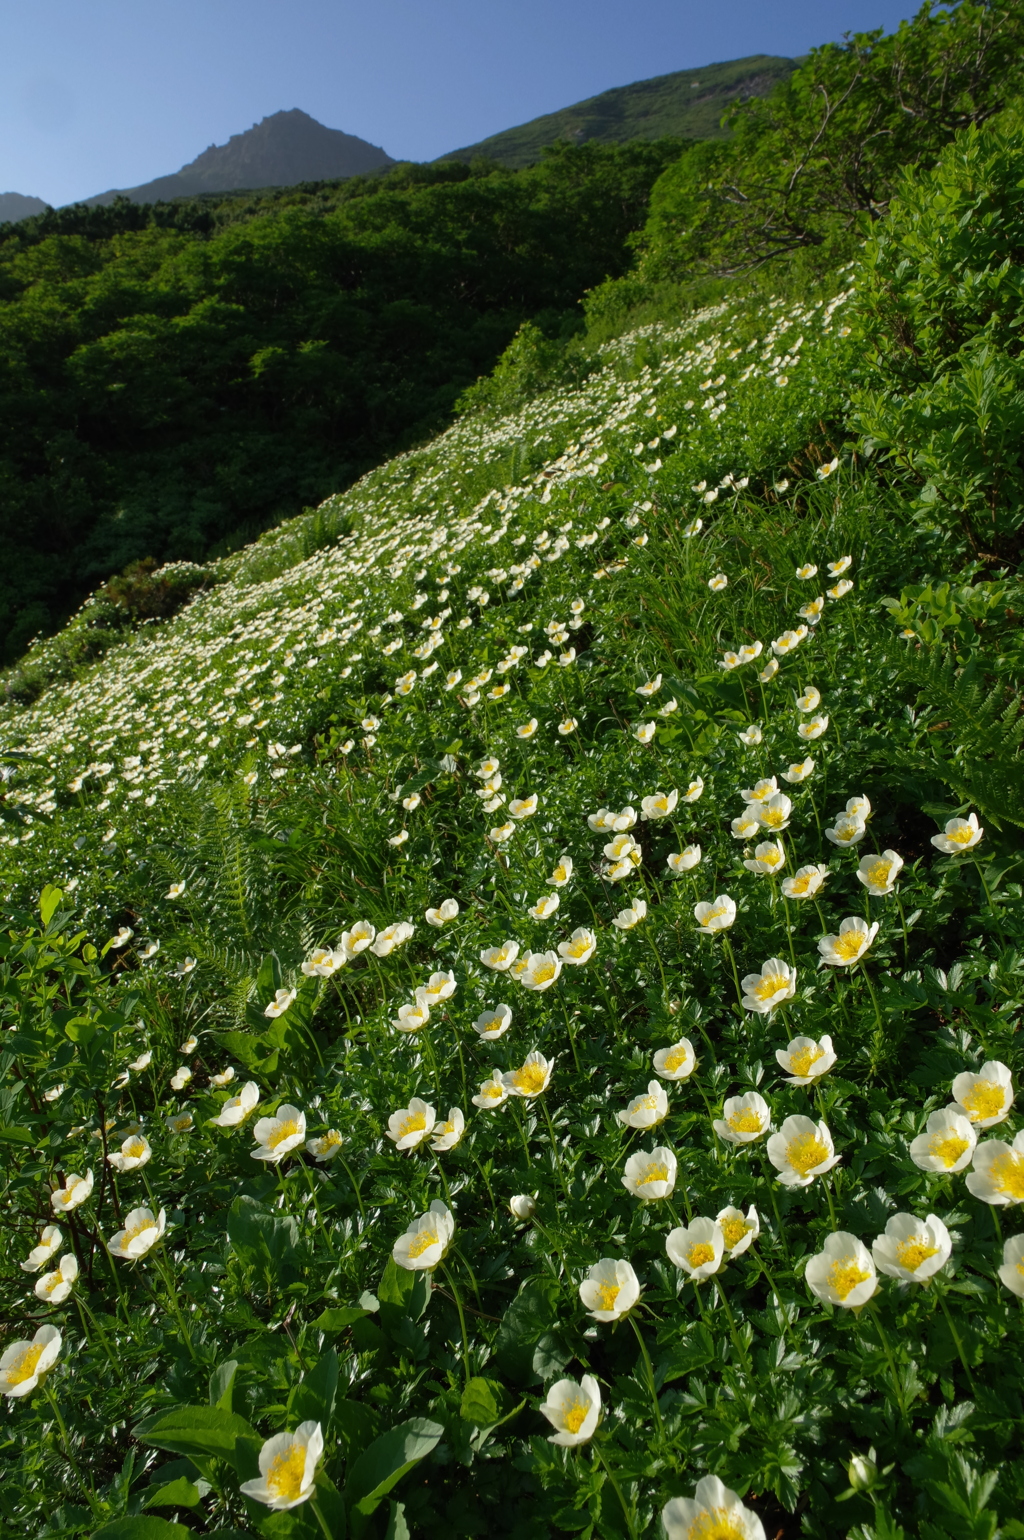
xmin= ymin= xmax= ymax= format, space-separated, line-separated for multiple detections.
xmin=2 ymin=267 xmax=1022 ymax=1540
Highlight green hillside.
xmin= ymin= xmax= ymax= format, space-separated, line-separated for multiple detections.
xmin=439 ymin=55 xmax=797 ymax=169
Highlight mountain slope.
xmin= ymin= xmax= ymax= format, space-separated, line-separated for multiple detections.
xmin=0 ymin=192 xmax=48 ymax=224
xmin=439 ymin=54 xmax=796 ymax=169
xmin=83 ymin=108 xmax=393 ymax=206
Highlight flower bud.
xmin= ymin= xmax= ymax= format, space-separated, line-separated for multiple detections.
xmin=509 ymin=1194 xmax=536 ymax=1221
xmin=847 ymin=1452 xmax=878 ymax=1492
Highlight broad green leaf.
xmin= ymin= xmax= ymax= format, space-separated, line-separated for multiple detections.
xmin=316 ymin=1306 xmax=371 ymax=1333
xmin=383 ymin=1501 xmax=410 ymax=1540
xmin=92 ymin=1519 xmax=192 ymax=1540
xmin=288 ymin=1348 xmax=338 ymax=1428
xmin=460 ymin=1377 xmax=503 ymax=1427
xmin=39 ymin=885 xmax=63 ymax=928
xmin=209 ymin=1360 xmax=239 ymax=1412
xmin=134 ymin=1404 xmax=257 ymax=1469
xmin=345 ymin=1418 xmax=443 ymax=1519
xmin=143 ymin=1477 xmax=203 ymax=1508
xmin=492 ymin=1276 xmax=560 ymax=1385
xmin=227 ymin=1197 xmax=302 ymax=1286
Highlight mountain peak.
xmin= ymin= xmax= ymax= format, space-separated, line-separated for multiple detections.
xmin=83 ymin=110 xmax=394 ymax=207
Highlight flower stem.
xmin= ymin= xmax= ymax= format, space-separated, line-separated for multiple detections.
xmin=592 ymin=1441 xmax=638 ymax=1540
xmin=721 ymin=935 xmax=745 ymax=1012
xmin=627 ymin=1312 xmax=664 ymax=1443
xmin=936 ymin=1286 xmax=978 ymax=1396
xmin=866 ymin=1300 xmax=906 ymax=1417
xmin=440 ymin=1261 xmax=472 ymax=1387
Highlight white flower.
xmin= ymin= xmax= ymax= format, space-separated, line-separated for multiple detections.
xmin=471 ymin=1070 xmax=509 ymax=1109
xmin=741 ymin=958 xmax=796 ymax=1014
xmin=166 ymin=882 xmax=186 ymax=899
xmin=759 ymin=658 xmax=780 ymax=682
xmin=636 ymin=674 xmax=662 ymax=697
xmin=856 ymin=850 xmax=904 ymax=896
xmin=805 ymin=1232 xmax=877 ymax=1307
xmin=509 ymin=1194 xmax=536 ymax=1220
xmin=952 ymin=1061 xmax=1013 ymax=1127
xmin=528 ymin=894 xmax=560 ymax=921
xmin=622 ymin=1147 xmax=677 ymax=1201
xmin=302 ymin=946 xmax=341 ymax=977
xmin=743 ymin=840 xmax=785 ymax=875
xmin=653 ymin=1039 xmax=696 ymax=1081
xmin=490 ymin=822 xmax=515 ymax=843
xmin=640 ymin=790 xmax=678 ymax=820
xmin=714 ymin=1092 xmax=771 ymax=1144
xmin=931 ymin=813 xmax=983 ymax=854
xmin=517 ymin=718 xmax=539 ymax=739
xmin=741 ymin=777 xmax=778 ymax=805
xmin=681 ymin=777 xmax=704 ymax=803
xmin=473 ymin=1005 xmax=512 ymax=1040
xmin=34 ymin=1254 xmax=79 ymax=1305
xmin=558 ymin=716 xmax=579 ymax=735
xmin=634 ymin=721 xmax=656 ymax=744
xmin=402 ymin=792 xmax=421 ymax=811
xmin=264 ymin=988 xmax=297 ymax=1018
xmin=305 ymin=1130 xmax=344 ymax=1163
xmin=107 ymin=1134 xmax=152 ymax=1172
xmin=666 ymin=1216 xmax=725 ymax=1281
xmin=781 ymin=757 xmax=815 ymax=783
xmin=795 ymin=563 xmax=817 ymax=580
xmin=797 ymin=714 xmax=829 ymax=741
xmin=431 ymin=1108 xmax=465 ymax=1152
xmin=503 ymin=1051 xmax=553 ymax=1097
xmin=393 ymin=1199 xmax=454 ymax=1270
xmin=388 ymin=830 xmax=409 ymax=847
xmin=612 ymin=899 xmax=647 ymax=930
xmin=579 ymin=1259 xmax=641 ymax=1322
xmin=694 ymin=894 xmax=736 ymax=934
xmin=730 ymin=811 xmax=761 ymax=840
xmin=737 ymin=723 xmax=762 ymax=746
xmin=546 ymin=856 xmax=573 ymax=887
xmin=166 ymin=1110 xmax=194 ymax=1134
xmin=251 ymin=1105 xmax=307 ymax=1163
xmin=966 ymin=1130 xmax=1024 ymax=1205
xmin=909 ymin=1107 xmax=977 ymax=1172
xmin=667 ymin=846 xmax=702 ymax=874
xmin=796 ymin=686 xmax=821 ymax=712
xmin=107 ymin=1206 xmax=167 ymax=1260
xmin=558 ymin=928 xmax=597 ymax=965
xmin=539 ymin=1374 xmax=601 ymax=1446
xmin=128 ymin=1051 xmax=152 ymax=1072
xmin=828 ymin=555 xmax=852 ymax=575
xmin=777 ymin=1034 xmax=836 ymax=1085
xmin=818 ymin=916 xmax=879 ymax=967
xmin=708 ymin=574 xmax=728 ymax=591
xmin=240 ymin=1421 xmax=323 ymax=1511
xmin=825 ymin=812 xmax=866 ymax=848
xmin=371 ymin=920 xmax=415 ymax=956
xmin=828 ymin=579 xmax=854 ymax=599
xmin=872 ymin=1213 xmax=951 ymax=1283
xmin=766 ymin=1115 xmax=840 ymax=1186
xmin=425 ymin=898 xmax=459 ymax=927
xmin=340 ymin=920 xmax=376 ymax=956
xmin=212 ymin=1081 xmax=260 ymax=1127
xmin=509 ymin=795 xmax=539 ymax=820
xmin=782 ymin=863 xmax=827 ymax=899
xmin=51 ymin=1171 xmax=94 ymax=1214
xmin=998 ymin=1235 xmax=1024 ymax=1298
xmin=386 ymin=1098 xmax=436 ymax=1150
xmin=618 ymin=1079 xmax=669 ymax=1130
xmin=659 ymin=696 xmax=679 ymax=716
xmin=516 ymin=952 xmax=562 ymax=991
xmin=717 ymin=1205 xmax=760 ymax=1258
xmin=772 ymin=627 xmax=808 ymax=657
xmin=169 ymin=1066 xmax=191 ymax=1091
xmin=817 ymin=458 xmax=840 ymax=480
xmin=416 ymin=970 xmax=457 ymax=1007
xmin=0 ymin=1326 xmax=62 ymax=1398
xmin=21 ymin=1226 xmax=62 ymax=1274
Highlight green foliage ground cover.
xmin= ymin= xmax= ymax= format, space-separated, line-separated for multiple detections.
xmin=1 ymin=119 xmax=1024 ymax=1540
xmin=0 ymin=141 xmax=675 ymax=663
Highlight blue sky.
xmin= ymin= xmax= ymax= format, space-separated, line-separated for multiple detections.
xmin=2 ymin=0 xmax=919 ymax=206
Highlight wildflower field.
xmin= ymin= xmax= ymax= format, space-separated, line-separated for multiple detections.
xmin=2 ymin=125 xmax=1024 ymax=1540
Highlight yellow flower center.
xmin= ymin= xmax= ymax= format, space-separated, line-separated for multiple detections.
xmin=593 ymin=1282 xmax=620 ymax=1312
xmin=827 ymin=1258 xmax=872 ymax=1301
xmin=636 ymin=1163 xmax=669 ymax=1188
xmin=513 ymin=1064 xmax=548 ymax=1095
xmin=947 ymin=825 xmax=975 ymax=846
xmin=720 ymin=1217 xmax=750 ymax=1250
xmin=319 ymin=1132 xmax=343 ymax=1151
xmin=41 ymin=1272 xmax=62 ymax=1296
xmin=124 ymin=1216 xmax=156 ymax=1243
xmin=398 ymin=1112 xmax=427 ymax=1139
xmin=705 ymin=904 xmax=727 ymax=923
xmin=789 ymin=873 xmax=813 ymax=894
xmin=563 ymin=1398 xmax=590 ymax=1435
xmin=728 ymin=1109 xmax=763 ymax=1134
xmin=959 ymin=1081 xmax=1006 ymax=1122
xmin=567 ymin=939 xmax=590 ymax=958
xmin=786 ymin=1131 xmax=829 ymax=1176
xmin=753 ymin=971 xmax=789 ymax=1001
xmin=125 ymin=1137 xmax=147 ymax=1158
xmin=407 ymin=1227 xmax=439 ymax=1260
xmin=634 ymin=1094 xmax=659 ymax=1114
xmin=788 ymin=1045 xmax=824 ymax=1079
xmin=989 ymin=1150 xmax=1024 ymax=1201
xmin=6 ymin=1343 xmax=45 ymax=1387
xmin=687 ymin=1242 xmax=716 ymax=1269
xmin=688 ymin=783 xmax=701 ymax=798
xmin=761 ymin=808 xmax=785 ymax=828
xmin=895 ymin=1238 xmax=939 ymax=1272
xmin=663 ymin=1048 xmax=689 ymax=1073
xmin=267 ymin=1443 xmax=308 ymax=1502
xmin=554 ymin=865 xmax=567 ymax=882
xmin=929 ymin=1132 xmax=970 ymax=1168
xmin=268 ymin=1119 xmax=299 ymax=1150
xmin=760 ymin=848 xmax=782 ymax=868
xmin=687 ymin=1508 xmax=748 ymax=1539
xmin=531 ymin=962 xmax=556 ymax=984
xmin=864 ymin=858 xmax=892 ymax=888
xmin=480 ymin=1083 xmax=503 ymax=1101
xmin=831 ymin=930 xmax=865 ymax=961
xmin=438 ymin=1121 xmax=456 ymax=1138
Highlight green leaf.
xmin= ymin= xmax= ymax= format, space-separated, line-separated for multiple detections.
xmin=227 ymin=1196 xmax=302 ymax=1286
xmin=39 ymin=885 xmax=63 ymax=928
xmin=316 ymin=1306 xmax=371 ymax=1334
xmin=288 ymin=1349 xmax=338 ymax=1428
xmin=92 ymin=1520 xmax=192 ymax=1540
xmin=459 ymin=1377 xmax=503 ymax=1427
xmin=383 ymin=1501 xmax=410 ymax=1540
xmin=377 ymin=1258 xmax=429 ymax=1332
xmin=209 ymin=1360 xmax=239 ymax=1412
xmin=143 ymin=1478 xmax=203 ymax=1508
xmin=345 ymin=1418 xmax=443 ymax=1520
xmin=492 ymin=1276 xmax=560 ymax=1385
xmin=134 ymin=1405 xmax=258 ymax=1472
